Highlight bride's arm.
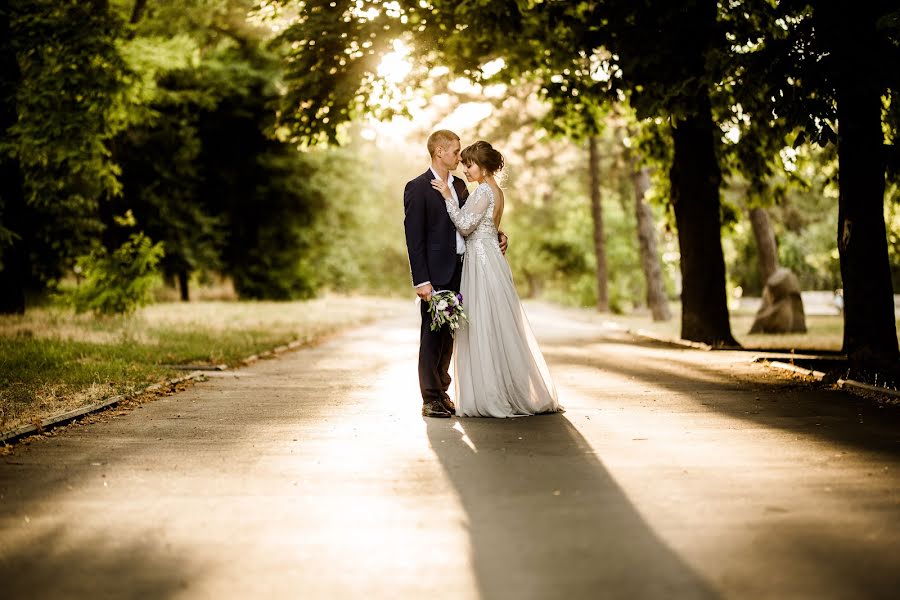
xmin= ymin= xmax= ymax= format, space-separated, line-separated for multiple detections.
xmin=432 ymin=182 xmax=491 ymax=236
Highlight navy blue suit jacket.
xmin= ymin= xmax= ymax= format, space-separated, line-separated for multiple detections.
xmin=404 ymin=169 xmax=470 ymax=288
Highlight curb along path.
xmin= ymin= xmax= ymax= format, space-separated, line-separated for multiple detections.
xmin=617 ymin=322 xmax=900 ymax=403
xmin=1 ymin=325 xmax=352 ymax=447
xmin=0 ymin=371 xmax=206 ymax=446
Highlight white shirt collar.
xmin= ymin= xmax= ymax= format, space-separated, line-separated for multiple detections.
xmin=429 ymin=167 xmax=454 ymax=185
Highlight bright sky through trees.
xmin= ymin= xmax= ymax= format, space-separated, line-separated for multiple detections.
xmin=376 ymin=39 xmax=412 ymax=84
xmin=364 ymin=39 xmax=506 ymax=144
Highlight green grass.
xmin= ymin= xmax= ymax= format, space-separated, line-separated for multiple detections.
xmin=730 ymin=311 xmax=848 ymax=352
xmin=595 ymin=303 xmax=898 ymax=353
xmin=0 ymin=296 xmax=408 ymax=433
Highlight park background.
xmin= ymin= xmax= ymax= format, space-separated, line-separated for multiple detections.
xmin=1 ymin=0 xmax=899 ymax=433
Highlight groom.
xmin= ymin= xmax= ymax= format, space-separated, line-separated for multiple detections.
xmin=404 ymin=130 xmax=506 ymax=418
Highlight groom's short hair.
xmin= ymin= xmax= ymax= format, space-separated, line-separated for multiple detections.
xmin=427 ymin=130 xmax=460 ymax=157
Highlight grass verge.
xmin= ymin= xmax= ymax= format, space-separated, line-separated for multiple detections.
xmin=0 ymin=295 xmax=408 ymax=433
xmin=563 ymin=302 xmax=900 ymax=391
xmin=603 ymin=307 xmax=849 ymax=352
xmin=544 ymin=301 xmax=899 ymax=354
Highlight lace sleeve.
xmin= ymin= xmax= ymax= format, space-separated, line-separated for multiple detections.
xmin=445 ymin=184 xmax=491 ymax=236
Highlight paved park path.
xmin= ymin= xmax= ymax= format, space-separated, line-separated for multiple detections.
xmin=1 ymin=303 xmax=898 ymax=599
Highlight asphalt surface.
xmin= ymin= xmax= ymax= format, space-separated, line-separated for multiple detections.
xmin=1 ymin=303 xmax=898 ymax=599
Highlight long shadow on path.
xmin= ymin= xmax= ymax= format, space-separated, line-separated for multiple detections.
xmin=0 ymin=524 xmax=199 ymax=599
xmin=426 ymin=414 xmax=718 ymax=600
xmin=542 ymin=339 xmax=900 ymax=457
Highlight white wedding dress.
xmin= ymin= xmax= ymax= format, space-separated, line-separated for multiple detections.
xmin=445 ymin=182 xmax=561 ymax=418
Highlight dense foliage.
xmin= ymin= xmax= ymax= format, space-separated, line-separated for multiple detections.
xmin=0 ymin=0 xmax=369 ymax=308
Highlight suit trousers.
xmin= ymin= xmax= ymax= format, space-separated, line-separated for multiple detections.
xmin=418 ymin=255 xmax=464 ymax=405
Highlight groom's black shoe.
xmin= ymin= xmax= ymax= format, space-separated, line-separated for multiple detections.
xmin=422 ymin=400 xmax=451 ymax=418
xmin=439 ymin=397 xmax=456 ymax=416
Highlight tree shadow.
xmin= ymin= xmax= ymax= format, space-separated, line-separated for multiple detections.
xmin=0 ymin=525 xmax=199 ymax=599
xmin=541 ymin=343 xmax=900 ymax=457
xmin=425 ymin=414 xmax=719 ymax=599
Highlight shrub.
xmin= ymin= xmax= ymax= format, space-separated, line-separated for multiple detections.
xmin=69 ymin=233 xmax=164 ymax=315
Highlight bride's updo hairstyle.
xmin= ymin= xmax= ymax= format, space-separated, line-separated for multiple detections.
xmin=461 ymin=140 xmax=504 ymax=177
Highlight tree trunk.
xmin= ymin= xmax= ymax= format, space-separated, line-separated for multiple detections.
xmin=748 ymin=207 xmax=778 ymax=287
xmin=122 ymin=0 xmax=148 ymax=40
xmin=129 ymin=0 xmax=148 ymax=25
xmin=0 ymin=4 xmax=27 ymax=314
xmin=631 ymin=165 xmax=671 ymax=321
xmin=0 ymin=185 xmax=26 ymax=314
xmin=669 ymin=90 xmax=738 ymax=347
xmin=822 ymin=4 xmax=899 ymax=365
xmin=588 ymin=136 xmax=608 ymax=312
xmin=178 ymin=270 xmax=190 ymax=302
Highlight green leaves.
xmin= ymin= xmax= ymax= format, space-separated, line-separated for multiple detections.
xmin=4 ymin=0 xmax=129 ymax=285
xmin=275 ymin=0 xmax=404 ymax=145
xmin=68 ymin=231 xmax=165 ymax=315
xmin=9 ymin=1 xmax=127 ymax=202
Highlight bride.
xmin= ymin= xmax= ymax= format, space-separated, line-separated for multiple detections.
xmin=430 ymin=141 xmax=562 ymax=418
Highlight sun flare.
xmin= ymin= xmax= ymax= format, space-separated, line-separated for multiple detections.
xmin=377 ymin=40 xmax=412 ymax=85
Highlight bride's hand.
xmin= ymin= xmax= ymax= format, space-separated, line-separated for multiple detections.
xmin=498 ymin=231 xmax=508 ymax=255
xmin=430 ymin=179 xmax=452 ymax=200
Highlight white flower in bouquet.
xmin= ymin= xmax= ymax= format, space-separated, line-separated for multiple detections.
xmin=425 ymin=290 xmax=468 ymax=335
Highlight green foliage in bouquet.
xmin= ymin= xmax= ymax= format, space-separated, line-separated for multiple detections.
xmin=68 ymin=231 xmax=164 ymax=315
xmin=426 ymin=290 xmax=468 ymax=336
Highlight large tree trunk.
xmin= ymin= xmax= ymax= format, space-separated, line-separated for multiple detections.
xmin=178 ymin=270 xmax=190 ymax=302
xmin=670 ymin=90 xmax=738 ymax=347
xmin=631 ymin=164 xmax=671 ymax=321
xmin=0 ymin=183 xmax=26 ymax=314
xmin=588 ymin=136 xmax=608 ymax=312
xmin=748 ymin=207 xmax=778 ymax=287
xmin=824 ymin=5 xmax=899 ymax=365
xmin=0 ymin=4 xmax=27 ymax=314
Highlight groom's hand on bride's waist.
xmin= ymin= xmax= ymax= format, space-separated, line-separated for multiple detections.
xmin=498 ymin=231 xmax=508 ymax=255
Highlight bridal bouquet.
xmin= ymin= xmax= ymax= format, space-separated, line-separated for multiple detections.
xmin=427 ymin=290 xmax=468 ymax=335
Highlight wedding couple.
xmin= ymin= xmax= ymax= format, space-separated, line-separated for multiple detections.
xmin=403 ymin=129 xmax=562 ymax=418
